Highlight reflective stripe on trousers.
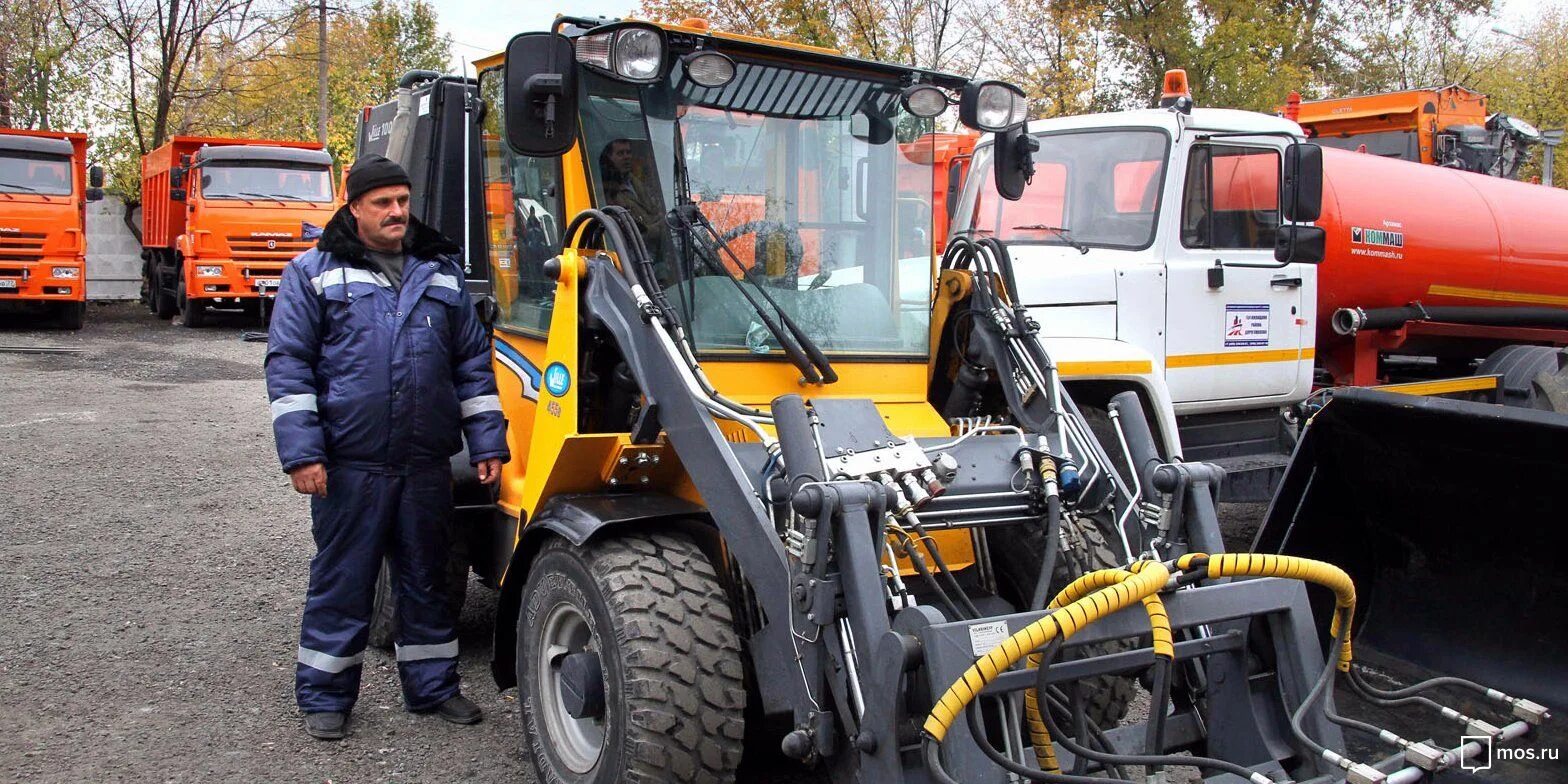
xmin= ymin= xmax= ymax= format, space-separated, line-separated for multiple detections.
xmin=295 ymin=465 xmax=461 ymax=713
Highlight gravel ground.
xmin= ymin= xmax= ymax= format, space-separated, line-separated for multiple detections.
xmin=0 ymin=302 xmax=1559 ymax=783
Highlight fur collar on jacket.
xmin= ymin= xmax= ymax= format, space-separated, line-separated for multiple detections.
xmin=316 ymin=205 xmax=460 ymax=264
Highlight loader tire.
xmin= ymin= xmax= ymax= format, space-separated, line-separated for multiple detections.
xmin=987 ymin=510 xmax=1138 ymax=728
xmin=517 ymin=532 xmax=745 ymax=784
xmin=1477 ymin=345 xmax=1568 ymax=413
xmin=367 ymin=554 xmax=470 ymax=650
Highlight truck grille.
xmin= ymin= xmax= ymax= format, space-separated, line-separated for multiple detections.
xmin=226 ymin=235 xmax=314 ymax=262
xmin=0 ymin=232 xmax=47 ymax=262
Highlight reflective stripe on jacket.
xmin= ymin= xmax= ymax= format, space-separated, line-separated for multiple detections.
xmin=265 ymin=210 xmax=508 ymax=473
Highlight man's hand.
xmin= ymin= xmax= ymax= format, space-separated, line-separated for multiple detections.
xmin=289 ymin=463 xmax=329 ymax=497
xmin=476 ymin=458 xmax=503 ymax=486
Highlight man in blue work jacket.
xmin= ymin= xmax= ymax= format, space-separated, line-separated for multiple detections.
xmin=266 ymin=155 xmax=508 ymax=740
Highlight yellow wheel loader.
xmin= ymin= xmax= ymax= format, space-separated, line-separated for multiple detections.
xmin=365 ymin=14 xmax=1555 ymax=783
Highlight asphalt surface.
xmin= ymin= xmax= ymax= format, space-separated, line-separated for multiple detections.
xmin=0 ymin=302 xmax=1560 ymax=783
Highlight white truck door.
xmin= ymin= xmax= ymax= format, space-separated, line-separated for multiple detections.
xmin=1163 ymin=139 xmax=1310 ymax=403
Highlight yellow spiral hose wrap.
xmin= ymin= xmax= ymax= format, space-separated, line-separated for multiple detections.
xmin=1017 ymin=563 xmax=1174 ymax=770
xmin=1177 ymin=553 xmax=1357 ymax=670
xmin=923 ymin=561 xmax=1172 ymax=742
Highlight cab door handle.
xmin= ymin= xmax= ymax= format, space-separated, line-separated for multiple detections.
xmin=1270 ymin=276 xmax=1303 ymax=288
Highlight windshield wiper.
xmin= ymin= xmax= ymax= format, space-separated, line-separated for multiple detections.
xmin=236 ymin=191 xmax=288 ymax=206
xmin=666 ymin=117 xmax=837 ymax=384
xmin=0 ymin=181 xmax=40 ymax=193
xmin=1012 ymin=224 xmax=1090 ymax=254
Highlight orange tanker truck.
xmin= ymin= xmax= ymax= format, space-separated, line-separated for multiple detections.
xmin=0 ymin=129 xmax=101 ymax=330
xmin=140 ymin=136 xmax=338 ymax=327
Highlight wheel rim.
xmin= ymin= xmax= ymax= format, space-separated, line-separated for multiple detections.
xmin=537 ymin=600 xmax=605 ymax=773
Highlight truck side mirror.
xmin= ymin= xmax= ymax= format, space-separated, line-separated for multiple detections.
xmin=993 ymin=126 xmax=1039 ymax=201
xmin=88 ymin=164 xmax=104 ymax=188
xmin=170 ymin=167 xmax=185 ymax=189
xmin=87 ymin=187 xmax=105 ymax=202
xmin=1275 ymin=224 xmax=1325 ymax=264
xmin=504 ymin=32 xmax=579 ymax=158
xmin=1282 ymin=143 xmax=1322 ymax=222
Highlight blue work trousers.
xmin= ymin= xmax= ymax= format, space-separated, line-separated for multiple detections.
xmin=295 ymin=465 xmax=461 ymax=713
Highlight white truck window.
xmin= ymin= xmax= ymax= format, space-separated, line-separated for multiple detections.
xmin=1180 ymin=145 xmax=1280 ymax=250
xmin=968 ymin=130 xmax=1168 ymax=251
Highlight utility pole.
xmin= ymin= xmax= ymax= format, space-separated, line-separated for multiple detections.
xmin=317 ymin=0 xmax=329 ymax=145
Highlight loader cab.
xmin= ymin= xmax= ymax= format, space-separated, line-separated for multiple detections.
xmin=474 ymin=20 xmax=1026 ymax=493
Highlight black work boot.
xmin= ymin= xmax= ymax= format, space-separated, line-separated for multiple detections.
xmin=433 ymin=693 xmax=483 ymax=725
xmin=303 ymin=711 xmax=348 ymax=740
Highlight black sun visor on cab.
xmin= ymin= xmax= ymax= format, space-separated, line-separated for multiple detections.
xmin=195 ymin=145 xmax=332 ymax=167
xmin=0 ymin=135 xmax=74 ymax=157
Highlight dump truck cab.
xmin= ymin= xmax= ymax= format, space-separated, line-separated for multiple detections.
xmin=140 ymin=137 xmax=338 ymax=326
xmin=0 ymin=129 xmax=99 ymax=329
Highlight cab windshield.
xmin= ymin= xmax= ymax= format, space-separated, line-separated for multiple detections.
xmin=200 ymin=163 xmax=334 ymax=203
xmin=578 ymin=62 xmax=943 ymax=358
xmin=0 ymin=154 xmax=72 ymax=196
xmin=967 ymin=130 xmax=1169 ymax=250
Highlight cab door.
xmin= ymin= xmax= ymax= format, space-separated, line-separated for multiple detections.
xmin=1163 ymin=139 xmax=1311 ymax=404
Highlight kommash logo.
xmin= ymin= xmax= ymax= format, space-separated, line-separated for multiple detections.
xmin=1351 ymin=226 xmax=1404 ymax=248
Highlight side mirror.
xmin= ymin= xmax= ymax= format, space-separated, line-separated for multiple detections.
xmin=171 ymin=187 xmax=187 ymax=202
xmin=87 ymin=187 xmax=104 ymax=202
xmin=170 ymin=167 xmax=185 ymax=189
xmin=993 ymin=126 xmax=1038 ymax=202
xmin=474 ymin=294 xmax=500 ymax=327
xmin=504 ymin=32 xmax=579 ymax=157
xmin=88 ymin=164 xmax=104 ymax=188
xmin=1275 ymin=224 xmax=1325 ymax=264
xmin=1282 ymin=143 xmax=1322 ymax=222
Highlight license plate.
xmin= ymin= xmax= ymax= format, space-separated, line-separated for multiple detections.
xmin=0 ymin=279 xmax=16 ymax=289
xmin=255 ymin=278 xmax=280 ymax=290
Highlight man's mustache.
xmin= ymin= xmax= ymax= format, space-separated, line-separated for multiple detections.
xmin=381 ymin=217 xmax=407 ymax=228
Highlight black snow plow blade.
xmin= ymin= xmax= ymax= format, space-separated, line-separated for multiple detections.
xmin=1254 ymin=388 xmax=1568 ymax=710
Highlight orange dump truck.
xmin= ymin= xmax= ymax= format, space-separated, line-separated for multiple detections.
xmin=0 ymin=129 xmax=100 ymax=329
xmin=1284 ymin=84 xmax=1544 ymax=179
xmin=140 ymin=136 xmax=338 ymax=327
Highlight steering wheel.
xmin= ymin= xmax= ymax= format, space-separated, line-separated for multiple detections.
xmin=718 ymin=220 xmax=806 ymax=282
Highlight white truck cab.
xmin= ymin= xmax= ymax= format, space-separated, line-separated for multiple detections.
xmin=951 ymin=104 xmax=1319 ymax=498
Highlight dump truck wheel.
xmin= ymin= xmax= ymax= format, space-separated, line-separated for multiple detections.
xmin=1477 ymin=345 xmax=1568 ymax=413
xmin=517 ymin=532 xmax=745 ymax=784
xmin=177 ymin=280 xmax=208 ymax=328
xmin=367 ymin=554 xmax=470 ymax=650
xmin=987 ymin=511 xmax=1138 ymax=727
xmin=56 ymin=302 xmax=84 ymax=330
xmin=152 ymin=269 xmax=176 ymax=319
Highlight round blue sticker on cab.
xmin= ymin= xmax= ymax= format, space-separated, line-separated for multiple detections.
xmin=543 ymin=362 xmax=571 ymax=397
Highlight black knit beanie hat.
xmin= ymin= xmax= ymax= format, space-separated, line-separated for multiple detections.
xmin=344 ymin=154 xmax=411 ymax=203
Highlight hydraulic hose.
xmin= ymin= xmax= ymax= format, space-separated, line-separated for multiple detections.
xmin=906 ymin=514 xmax=982 ymax=620
xmin=1107 ymin=391 xmax=1169 ymax=494
xmin=1177 ymin=552 xmax=1356 ymax=670
xmin=1021 ymin=562 xmax=1174 ymax=772
xmin=1332 ymin=303 xmax=1568 ymax=335
xmin=923 ymin=560 xmax=1171 ymax=744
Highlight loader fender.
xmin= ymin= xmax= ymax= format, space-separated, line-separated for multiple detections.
xmin=1046 ymin=335 xmax=1184 ymax=458
xmin=490 ymin=492 xmax=711 ymax=689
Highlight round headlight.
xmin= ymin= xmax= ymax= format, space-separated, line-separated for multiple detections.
xmin=901 ymin=85 xmax=949 ymax=118
xmin=976 ymin=84 xmax=1024 ymax=131
xmin=614 ymin=27 xmax=664 ymax=81
xmin=683 ymin=51 xmax=735 ymax=88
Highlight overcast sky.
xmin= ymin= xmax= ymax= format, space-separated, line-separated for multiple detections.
xmin=435 ymin=0 xmax=638 ymax=72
